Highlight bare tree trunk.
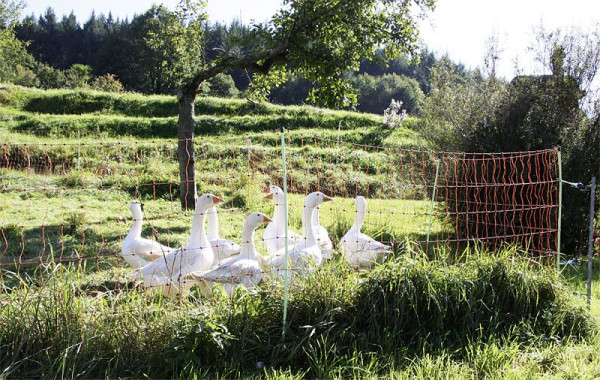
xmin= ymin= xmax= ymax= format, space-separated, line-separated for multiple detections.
xmin=177 ymin=88 xmax=197 ymax=210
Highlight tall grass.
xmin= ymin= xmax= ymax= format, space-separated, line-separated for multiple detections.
xmin=0 ymin=248 xmax=595 ymax=378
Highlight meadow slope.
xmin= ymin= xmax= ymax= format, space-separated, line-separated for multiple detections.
xmin=0 ymin=85 xmax=599 ymax=379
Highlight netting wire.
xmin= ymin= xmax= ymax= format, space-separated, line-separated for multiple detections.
xmin=0 ymin=133 xmax=560 ymax=293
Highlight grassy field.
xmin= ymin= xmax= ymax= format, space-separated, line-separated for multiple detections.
xmin=1 ymin=85 xmax=599 ymax=379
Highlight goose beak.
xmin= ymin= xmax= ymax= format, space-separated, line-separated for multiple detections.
xmin=264 ymin=193 xmax=273 ymax=200
xmin=262 ymin=215 xmax=272 ymax=223
xmin=262 ymin=187 xmax=271 ymax=194
xmin=140 ymin=203 xmax=145 ymax=212
xmin=323 ymin=195 xmax=333 ymax=202
xmin=213 ymin=196 xmax=224 ymax=204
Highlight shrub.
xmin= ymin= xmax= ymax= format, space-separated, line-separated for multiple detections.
xmin=201 ymin=73 xmax=239 ymax=98
xmin=352 ymin=73 xmax=424 ymax=115
xmin=64 ymin=64 xmax=93 ymax=89
xmin=92 ymin=73 xmax=124 ymax=93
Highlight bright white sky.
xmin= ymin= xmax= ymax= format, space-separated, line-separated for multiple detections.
xmin=23 ymin=0 xmax=600 ymax=80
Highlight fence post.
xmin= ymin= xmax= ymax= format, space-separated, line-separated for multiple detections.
xmin=280 ymin=127 xmax=290 ymax=336
xmin=426 ymin=159 xmax=441 ymax=256
xmin=587 ymin=177 xmax=597 ymax=309
xmin=77 ymin=130 xmax=81 ymax=170
xmin=557 ymin=148 xmax=563 ymax=270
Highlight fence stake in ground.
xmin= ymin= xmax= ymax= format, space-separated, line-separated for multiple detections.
xmin=426 ymin=159 xmax=440 ymax=256
xmin=587 ymin=176 xmax=597 ymax=309
xmin=281 ymin=127 xmax=290 ymax=336
xmin=557 ymin=148 xmax=563 ymax=270
xmin=77 ymin=130 xmax=81 ymax=170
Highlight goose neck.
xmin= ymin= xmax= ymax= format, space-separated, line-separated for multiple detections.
xmin=239 ymin=223 xmax=257 ymax=260
xmin=302 ymin=204 xmax=316 ymax=241
xmin=272 ymin=199 xmax=284 ymax=223
xmin=130 ymin=214 xmax=143 ymax=237
xmin=312 ymin=206 xmax=320 ymax=226
xmin=189 ymin=208 xmax=209 ymax=247
xmin=207 ymin=206 xmax=219 ymax=240
xmin=351 ymin=202 xmax=366 ymax=232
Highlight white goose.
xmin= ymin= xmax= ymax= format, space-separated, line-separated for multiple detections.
xmin=121 ymin=200 xmax=175 ymax=269
xmin=207 ymin=205 xmax=241 ymax=266
xmin=187 ymin=212 xmax=271 ymax=297
xmin=312 ymin=202 xmax=333 ymax=260
xmin=341 ymin=196 xmax=392 ymax=269
xmin=265 ymin=192 xmax=332 ymax=280
xmin=133 ymin=194 xmax=219 ymax=297
xmin=263 ymin=185 xmax=300 ymax=256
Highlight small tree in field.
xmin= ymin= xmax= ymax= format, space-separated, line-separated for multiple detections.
xmin=176 ymin=0 xmax=436 ymax=208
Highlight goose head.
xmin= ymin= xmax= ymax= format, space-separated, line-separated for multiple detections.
xmin=195 ymin=193 xmax=223 ymax=212
xmin=130 ymin=200 xmax=143 ymax=220
xmin=245 ymin=212 xmax=273 ymax=230
xmin=305 ymin=191 xmax=333 ymax=209
xmin=263 ymin=185 xmax=283 ymax=199
xmin=355 ymin=196 xmax=366 ymax=209
xmin=241 ymin=212 xmax=272 ymax=258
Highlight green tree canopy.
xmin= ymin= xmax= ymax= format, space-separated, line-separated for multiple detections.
xmin=0 ymin=0 xmax=37 ymax=84
xmin=176 ymin=0 xmax=436 ymax=208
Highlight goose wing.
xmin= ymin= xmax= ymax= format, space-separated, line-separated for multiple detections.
xmin=189 ymin=259 xmax=261 ymax=285
xmin=134 ymin=238 xmax=175 ymax=261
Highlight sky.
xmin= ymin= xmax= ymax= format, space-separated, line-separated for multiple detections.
xmin=22 ymin=0 xmax=600 ymax=81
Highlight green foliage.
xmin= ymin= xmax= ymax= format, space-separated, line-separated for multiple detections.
xmin=139 ymin=2 xmax=206 ymax=94
xmin=417 ymin=57 xmax=506 ymax=152
xmin=274 ymin=0 xmax=436 ymax=108
xmin=0 ymin=0 xmax=37 ymax=86
xmin=92 ymin=73 xmax=124 ymax=92
xmin=352 ymin=73 xmax=424 ymax=115
xmin=34 ymin=63 xmax=67 ymax=89
xmin=63 ymin=64 xmax=93 ymax=88
xmin=201 ymin=73 xmax=239 ymax=98
xmin=471 ymin=74 xmax=583 ymax=152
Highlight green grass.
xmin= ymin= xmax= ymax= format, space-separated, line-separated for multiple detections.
xmin=1 ymin=85 xmax=599 ymax=378
xmin=0 ymin=249 xmax=597 ymax=378
xmin=0 ymin=85 xmax=427 ymax=149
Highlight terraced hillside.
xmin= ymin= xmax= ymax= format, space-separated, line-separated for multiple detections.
xmin=0 ymin=85 xmax=441 ymax=276
xmin=0 ymin=85 xmax=598 ymax=379
xmin=0 ymin=85 xmax=425 ymax=148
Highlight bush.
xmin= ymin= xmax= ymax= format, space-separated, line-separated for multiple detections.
xmin=352 ymin=73 xmax=424 ymax=115
xmin=35 ymin=63 xmax=67 ymax=89
xmin=201 ymin=73 xmax=239 ymax=98
xmin=63 ymin=64 xmax=93 ymax=89
xmin=92 ymin=73 xmax=124 ymax=93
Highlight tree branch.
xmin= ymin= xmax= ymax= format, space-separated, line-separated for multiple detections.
xmin=183 ymin=1 xmax=349 ymax=95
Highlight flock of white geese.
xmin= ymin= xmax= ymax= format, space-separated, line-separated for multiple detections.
xmin=122 ymin=186 xmax=392 ymax=297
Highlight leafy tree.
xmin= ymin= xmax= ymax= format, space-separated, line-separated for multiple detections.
xmin=418 ymin=57 xmax=506 ymax=152
xmin=175 ymin=0 xmax=436 ymax=208
xmin=200 ymin=73 xmax=239 ymax=97
xmin=528 ymin=23 xmax=600 ymax=115
xmin=64 ymin=63 xmax=93 ymax=88
xmin=34 ymin=62 xmax=66 ymax=88
xmin=352 ymin=73 xmax=424 ymax=114
xmin=0 ymin=0 xmax=37 ymax=84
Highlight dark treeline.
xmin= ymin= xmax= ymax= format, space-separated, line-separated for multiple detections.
xmin=14 ymin=7 xmax=466 ymax=114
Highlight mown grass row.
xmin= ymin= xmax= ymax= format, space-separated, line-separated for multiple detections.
xmin=0 ymin=85 xmax=424 ymax=148
xmin=1 ymin=85 xmax=382 ymax=120
xmin=0 ymin=249 xmax=595 ymax=378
